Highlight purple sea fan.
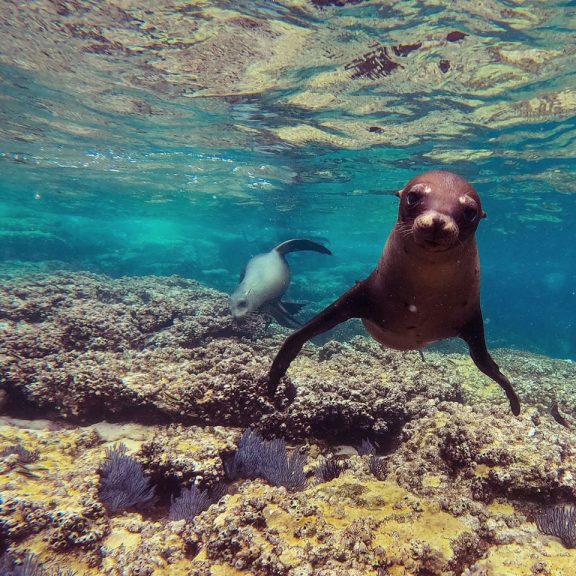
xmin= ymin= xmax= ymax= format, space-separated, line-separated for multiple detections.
xmin=0 ymin=552 xmax=44 ymax=576
xmin=224 ymin=429 xmax=266 ymax=480
xmin=260 ymin=438 xmax=307 ymax=492
xmin=98 ymin=443 xmax=156 ymax=513
xmin=536 ymin=504 xmax=576 ymax=548
xmin=168 ymin=485 xmax=212 ymax=522
xmin=224 ymin=430 xmax=307 ymax=491
xmin=0 ymin=445 xmax=39 ymax=464
xmin=314 ymin=456 xmax=344 ymax=483
xmin=356 ymin=438 xmax=377 ymax=456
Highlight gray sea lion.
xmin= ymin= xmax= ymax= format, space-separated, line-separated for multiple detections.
xmin=268 ymin=171 xmax=520 ymax=415
xmin=230 ymin=239 xmax=332 ymax=328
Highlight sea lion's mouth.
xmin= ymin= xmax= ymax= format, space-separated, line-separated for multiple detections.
xmin=424 ymin=240 xmax=454 ymax=252
xmin=413 ymin=230 xmax=458 ymax=250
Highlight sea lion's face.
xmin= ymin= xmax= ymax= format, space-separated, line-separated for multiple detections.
xmin=230 ymin=289 xmax=254 ymax=319
xmin=396 ymin=171 xmax=486 ymax=253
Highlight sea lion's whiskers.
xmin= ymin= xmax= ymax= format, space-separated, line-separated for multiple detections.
xmin=397 ymin=224 xmax=412 ymax=238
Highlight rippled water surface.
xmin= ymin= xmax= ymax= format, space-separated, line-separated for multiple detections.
xmin=1 ymin=0 xmax=575 ymax=358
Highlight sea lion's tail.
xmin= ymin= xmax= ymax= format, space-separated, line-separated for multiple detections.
xmin=274 ymin=239 xmax=332 ymax=256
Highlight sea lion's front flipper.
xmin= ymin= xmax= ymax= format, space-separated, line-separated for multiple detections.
xmin=459 ymin=310 xmax=521 ymax=416
xmin=265 ymin=302 xmax=303 ymax=329
xmin=268 ymin=281 xmax=369 ymax=400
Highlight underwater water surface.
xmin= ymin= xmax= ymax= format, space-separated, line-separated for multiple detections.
xmin=0 ymin=0 xmax=574 ymax=359
xmin=1 ymin=1 xmax=576 ymax=575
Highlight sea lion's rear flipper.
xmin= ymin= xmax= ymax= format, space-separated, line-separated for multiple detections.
xmin=275 ymin=239 xmax=332 ymax=256
xmin=268 ymin=281 xmax=369 ymax=400
xmin=265 ymin=302 xmax=303 ymax=329
xmin=459 ymin=310 xmax=521 ymax=416
xmin=281 ymin=302 xmax=306 ymax=315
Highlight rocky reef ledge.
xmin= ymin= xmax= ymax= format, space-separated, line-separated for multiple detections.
xmin=1 ymin=272 xmax=576 ymax=574
xmin=1 ymin=272 xmax=574 ymax=441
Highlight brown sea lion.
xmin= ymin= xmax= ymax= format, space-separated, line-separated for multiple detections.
xmin=268 ymin=170 xmax=520 ymax=415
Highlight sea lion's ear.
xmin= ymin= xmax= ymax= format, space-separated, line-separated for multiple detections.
xmin=395 ymin=189 xmax=402 ymax=198
xmin=481 ymin=210 xmax=487 ymax=219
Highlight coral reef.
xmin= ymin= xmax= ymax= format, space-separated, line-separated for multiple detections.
xmin=387 ymin=402 xmax=576 ymax=505
xmin=0 ymin=271 xmax=458 ymax=441
xmin=137 ymin=424 xmax=230 ymax=492
xmin=0 ymin=425 xmax=108 ymax=571
xmin=1 ymin=404 xmax=576 ymax=575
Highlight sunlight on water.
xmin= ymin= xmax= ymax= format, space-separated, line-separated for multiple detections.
xmin=0 ymin=0 xmax=575 ymax=359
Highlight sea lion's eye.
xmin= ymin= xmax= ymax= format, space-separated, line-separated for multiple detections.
xmin=406 ymin=192 xmax=421 ymax=207
xmin=463 ymin=207 xmax=478 ymax=222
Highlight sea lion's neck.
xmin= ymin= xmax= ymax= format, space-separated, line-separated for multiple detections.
xmin=371 ymin=228 xmax=479 ymax=290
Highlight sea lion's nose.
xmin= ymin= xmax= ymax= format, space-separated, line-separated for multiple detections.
xmin=431 ymin=214 xmax=457 ymax=235
xmin=432 ymin=215 xmax=445 ymax=229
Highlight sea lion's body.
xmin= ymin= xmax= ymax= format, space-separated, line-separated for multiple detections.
xmin=230 ymin=239 xmax=331 ymax=328
xmin=361 ymin=228 xmax=480 ymax=350
xmin=237 ymin=250 xmax=291 ymax=309
xmin=268 ymin=171 xmax=520 ymax=415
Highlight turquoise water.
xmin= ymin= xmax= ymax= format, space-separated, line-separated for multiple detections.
xmin=0 ymin=0 xmax=575 ymax=359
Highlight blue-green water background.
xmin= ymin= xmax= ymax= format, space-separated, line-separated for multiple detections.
xmin=1 ymin=1 xmax=575 ymax=359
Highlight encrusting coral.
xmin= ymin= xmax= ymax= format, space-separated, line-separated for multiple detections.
xmin=0 ymin=425 xmax=108 ymax=570
xmin=2 ymin=272 xmax=576 ymax=574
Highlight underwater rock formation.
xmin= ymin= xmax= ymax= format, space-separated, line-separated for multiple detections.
xmin=0 ymin=272 xmax=460 ymax=441
xmin=2 ymin=272 xmax=576 ymax=574
xmin=2 ymin=272 xmax=574 ymax=442
xmin=388 ymin=402 xmax=576 ymax=505
xmin=2 ymin=415 xmax=576 ymax=575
